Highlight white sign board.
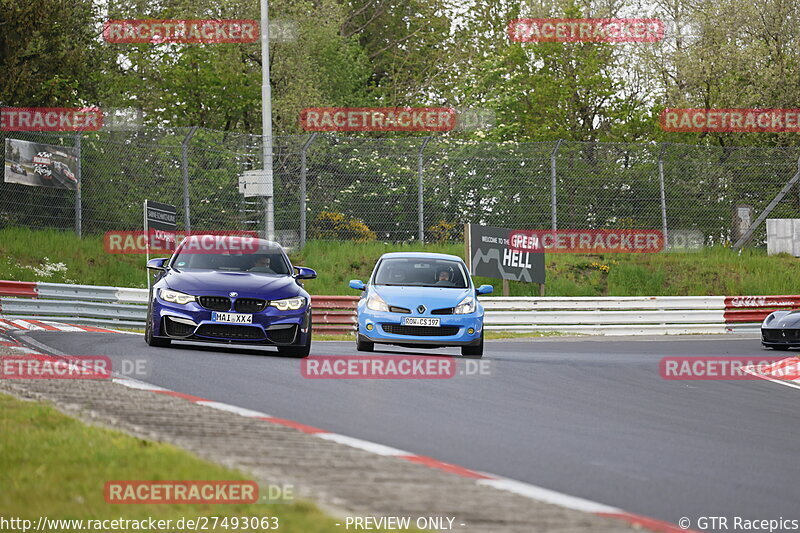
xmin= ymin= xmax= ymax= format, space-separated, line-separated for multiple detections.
xmin=239 ymin=169 xmax=272 ymax=197
xmin=766 ymin=219 xmax=800 ymax=256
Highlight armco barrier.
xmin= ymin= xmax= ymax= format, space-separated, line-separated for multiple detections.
xmin=0 ymin=280 xmax=38 ymax=297
xmin=0 ymin=281 xmax=793 ymax=336
xmin=482 ymin=296 xmax=728 ymax=335
xmin=311 ymin=296 xmax=358 ymax=335
xmin=0 ymin=280 xmax=358 ymax=333
xmin=723 ymin=295 xmax=800 ymax=333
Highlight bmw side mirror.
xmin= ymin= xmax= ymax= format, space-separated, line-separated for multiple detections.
xmin=476 ymin=284 xmax=493 ymax=295
xmin=349 ymin=279 xmax=366 ymax=291
xmin=146 ymin=258 xmax=168 ymax=271
xmin=294 ymin=266 xmax=317 ymax=280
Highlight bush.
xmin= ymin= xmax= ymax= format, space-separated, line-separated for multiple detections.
xmin=427 ymin=220 xmax=461 ymax=242
xmin=312 ymin=211 xmax=377 ymax=242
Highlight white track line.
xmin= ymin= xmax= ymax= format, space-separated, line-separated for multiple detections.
xmin=316 ymin=433 xmax=411 ymax=456
xmin=194 ymin=401 xmax=271 ymax=419
xmin=478 ymin=478 xmax=620 ymax=514
xmin=112 ymin=378 xmax=168 ymax=391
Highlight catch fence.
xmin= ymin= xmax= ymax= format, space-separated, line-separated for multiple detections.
xmin=3 ymin=127 xmax=800 ymax=248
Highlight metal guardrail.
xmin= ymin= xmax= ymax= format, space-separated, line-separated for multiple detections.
xmin=722 ymin=295 xmax=800 ymax=333
xmin=0 ymin=281 xmax=358 ymax=333
xmin=0 ymin=281 xmax=788 ymax=336
xmin=482 ymin=296 xmax=727 ymax=335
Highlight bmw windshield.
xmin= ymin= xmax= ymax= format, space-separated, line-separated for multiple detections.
xmin=170 ymin=238 xmax=291 ymax=275
xmin=373 ymin=258 xmax=469 ymax=288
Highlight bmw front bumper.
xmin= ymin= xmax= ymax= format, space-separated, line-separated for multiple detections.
xmin=152 ymin=299 xmax=311 ymax=346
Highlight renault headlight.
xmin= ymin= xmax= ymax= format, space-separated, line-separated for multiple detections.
xmin=270 ymin=297 xmax=306 ymax=311
xmin=454 ymin=295 xmax=476 ymax=315
xmin=160 ymin=289 xmax=196 ymax=305
xmin=366 ymin=292 xmax=389 ymax=312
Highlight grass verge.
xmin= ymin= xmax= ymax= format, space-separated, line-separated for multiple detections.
xmin=0 ymin=392 xmax=419 ymax=532
xmin=2 ymin=227 xmax=800 ymax=296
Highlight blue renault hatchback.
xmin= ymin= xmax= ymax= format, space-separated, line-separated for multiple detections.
xmin=145 ymin=235 xmax=316 ymax=357
xmin=349 ymin=252 xmax=493 ymax=357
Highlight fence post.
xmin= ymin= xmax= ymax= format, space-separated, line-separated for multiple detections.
xmin=299 ymin=132 xmax=318 ymax=249
xmin=74 ymin=132 xmax=82 ymax=238
xmin=659 ymin=143 xmax=668 ymax=244
xmin=418 ymin=136 xmax=432 ymax=242
xmin=733 ymin=155 xmax=800 ymax=250
xmin=551 ymin=139 xmax=563 ymax=231
xmin=181 ymin=126 xmax=198 ymax=232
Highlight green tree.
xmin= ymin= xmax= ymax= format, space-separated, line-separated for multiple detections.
xmin=103 ymin=0 xmax=373 ymax=132
xmin=0 ymin=0 xmax=114 ymax=106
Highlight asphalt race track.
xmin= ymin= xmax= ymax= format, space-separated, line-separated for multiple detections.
xmin=18 ymin=332 xmax=800 ymax=526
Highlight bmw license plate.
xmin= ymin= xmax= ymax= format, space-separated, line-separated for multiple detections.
xmin=211 ymin=312 xmax=253 ymax=324
xmin=402 ymin=317 xmax=440 ymax=327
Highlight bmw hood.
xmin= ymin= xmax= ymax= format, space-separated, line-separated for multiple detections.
xmin=164 ymin=270 xmax=300 ymax=298
xmin=372 ymin=285 xmax=473 ymax=310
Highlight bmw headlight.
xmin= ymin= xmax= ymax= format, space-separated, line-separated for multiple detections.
xmin=454 ymin=295 xmax=476 ymax=315
xmin=270 ymin=297 xmax=306 ymax=311
xmin=366 ymin=292 xmax=389 ymax=312
xmin=160 ymin=289 xmax=196 ymax=305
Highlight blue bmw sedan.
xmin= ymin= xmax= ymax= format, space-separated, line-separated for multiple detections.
xmin=349 ymin=252 xmax=493 ymax=357
xmin=145 ymin=235 xmax=316 ymax=357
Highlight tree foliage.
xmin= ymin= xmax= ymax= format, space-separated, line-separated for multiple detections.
xmin=3 ymin=0 xmax=800 ymax=145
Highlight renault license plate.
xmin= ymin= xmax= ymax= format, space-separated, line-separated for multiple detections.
xmin=402 ymin=317 xmax=440 ymax=327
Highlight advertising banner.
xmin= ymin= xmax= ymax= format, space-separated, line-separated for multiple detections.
xmin=4 ymin=138 xmax=78 ymax=190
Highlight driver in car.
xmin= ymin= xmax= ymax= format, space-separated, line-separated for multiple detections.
xmin=435 ymin=268 xmax=455 ymax=286
xmin=249 ymin=255 xmax=272 ymax=272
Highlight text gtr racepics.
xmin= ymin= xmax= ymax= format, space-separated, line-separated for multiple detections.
xmin=349 ymin=252 xmax=493 ymax=357
xmin=145 ymin=235 xmax=316 ymax=357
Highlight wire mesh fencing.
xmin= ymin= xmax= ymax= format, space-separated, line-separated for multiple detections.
xmin=3 ymin=126 xmax=800 ymax=248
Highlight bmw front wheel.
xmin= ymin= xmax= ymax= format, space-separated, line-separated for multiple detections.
xmin=278 ymin=323 xmax=312 ymax=358
xmin=145 ymin=316 xmax=171 ymax=348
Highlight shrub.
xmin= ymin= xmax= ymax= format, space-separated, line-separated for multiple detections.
xmin=312 ymin=211 xmax=376 ymax=242
xmin=427 ymin=220 xmax=461 ymax=242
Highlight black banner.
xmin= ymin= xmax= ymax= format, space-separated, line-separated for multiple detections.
xmin=469 ymin=224 xmax=545 ymax=283
xmin=144 ymin=200 xmax=177 ymax=231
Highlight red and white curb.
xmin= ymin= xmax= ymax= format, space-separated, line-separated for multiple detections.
xmin=108 ymin=375 xmax=692 ymax=532
xmin=0 ymin=326 xmax=692 ymax=532
xmin=0 ymin=319 xmax=122 ymax=333
xmin=742 ymin=357 xmax=800 ymax=391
